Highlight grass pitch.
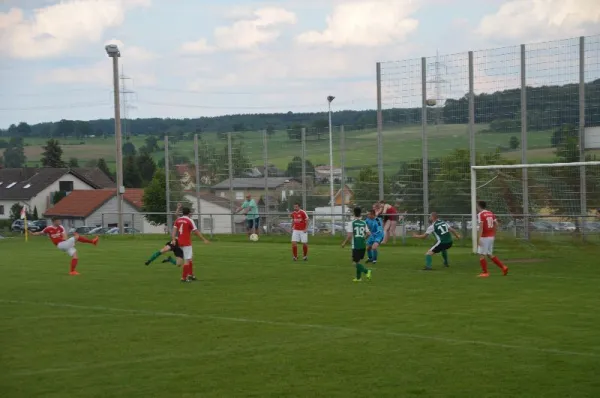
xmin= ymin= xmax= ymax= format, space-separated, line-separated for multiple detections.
xmin=1 ymin=236 xmax=599 ymax=397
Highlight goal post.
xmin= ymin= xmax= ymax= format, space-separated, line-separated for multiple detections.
xmin=470 ymin=161 xmax=600 ymax=253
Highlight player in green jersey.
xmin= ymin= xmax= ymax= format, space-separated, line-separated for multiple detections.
xmin=413 ymin=212 xmax=461 ymax=270
xmin=341 ymin=207 xmax=373 ymax=282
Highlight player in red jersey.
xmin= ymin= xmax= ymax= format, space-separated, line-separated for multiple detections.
xmin=31 ymin=217 xmax=98 ymax=275
xmin=477 ymin=201 xmax=508 ymax=278
xmin=172 ymin=207 xmax=209 ymax=283
xmin=291 ymin=202 xmax=309 ymax=261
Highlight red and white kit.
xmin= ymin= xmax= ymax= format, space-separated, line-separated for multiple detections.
xmin=174 ymin=216 xmax=197 ymax=260
xmin=291 ymin=209 xmax=309 ymax=243
xmin=43 ymin=225 xmax=77 ymax=256
xmin=478 ymin=210 xmax=497 ymax=255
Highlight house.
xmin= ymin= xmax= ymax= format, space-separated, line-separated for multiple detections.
xmin=43 ymin=189 xmax=163 ymax=233
xmin=0 ymin=167 xmax=114 ymax=220
xmin=332 ymin=185 xmax=354 ymax=206
xmin=256 ymin=164 xmax=286 ymax=177
xmin=314 ymin=166 xmax=343 ymax=183
xmin=211 ymin=177 xmax=301 ymax=202
xmin=183 ymin=192 xmax=244 ymax=234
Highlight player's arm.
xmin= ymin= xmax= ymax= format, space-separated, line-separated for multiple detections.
xmin=171 ymin=225 xmax=178 ymax=244
xmin=413 ymin=225 xmax=433 ymax=240
xmin=303 ymin=212 xmax=309 ymax=232
xmin=341 ymin=231 xmax=352 ymax=248
xmin=193 ymin=229 xmax=210 ymax=244
xmin=174 ymin=203 xmax=182 ymax=218
xmin=449 ymin=226 xmax=461 ymax=240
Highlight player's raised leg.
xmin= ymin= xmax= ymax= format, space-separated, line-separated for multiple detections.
xmin=73 ymin=232 xmax=99 ymax=246
xmin=146 ymin=242 xmax=174 ymax=265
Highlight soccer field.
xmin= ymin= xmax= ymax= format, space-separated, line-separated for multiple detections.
xmin=1 ymin=236 xmax=599 ymax=397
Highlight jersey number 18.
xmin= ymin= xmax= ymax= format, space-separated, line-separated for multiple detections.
xmin=354 ymin=226 xmax=365 ymax=237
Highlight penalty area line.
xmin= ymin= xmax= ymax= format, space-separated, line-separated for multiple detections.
xmin=0 ymin=299 xmax=597 ymax=359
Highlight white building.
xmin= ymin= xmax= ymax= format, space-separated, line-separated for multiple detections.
xmin=43 ymin=189 xmax=163 ymax=233
xmin=0 ymin=167 xmax=114 ymax=220
xmin=183 ymin=192 xmax=244 ymax=234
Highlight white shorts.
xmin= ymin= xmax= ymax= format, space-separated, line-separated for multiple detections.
xmin=478 ymin=237 xmax=495 ymax=255
xmin=57 ymin=237 xmax=77 ymax=257
xmin=291 ymin=230 xmax=308 ymax=244
xmin=181 ymin=246 xmax=193 ymax=261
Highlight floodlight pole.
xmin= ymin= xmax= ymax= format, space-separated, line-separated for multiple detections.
xmin=107 ymin=45 xmax=124 ymax=234
xmin=328 ymin=96 xmax=335 ymax=236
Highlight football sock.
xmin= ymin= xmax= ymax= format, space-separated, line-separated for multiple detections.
xmin=367 ymin=249 xmax=373 ymax=260
xmin=147 ymin=251 xmax=161 ymax=263
xmin=168 ymin=257 xmax=177 ymax=265
xmin=189 ymin=261 xmax=194 ymax=275
xmin=77 ymin=236 xmax=95 ymax=244
xmin=479 ymin=258 xmax=488 ymax=273
xmin=182 ymin=263 xmax=191 ymax=280
xmin=355 ymin=264 xmax=362 ymax=279
xmin=70 ymin=258 xmax=78 ymax=272
xmin=425 ymin=254 xmax=432 ymax=269
xmin=373 ymin=249 xmax=378 ymax=262
xmin=303 ymin=244 xmax=308 ymax=257
xmin=292 ymin=245 xmax=298 ymax=258
xmin=491 ymin=256 xmax=506 ymax=269
xmin=441 ymin=250 xmax=448 ymax=265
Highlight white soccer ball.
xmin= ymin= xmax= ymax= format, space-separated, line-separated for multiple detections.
xmin=426 ymin=99 xmax=437 ymax=107
xmin=249 ymin=234 xmax=259 ymax=242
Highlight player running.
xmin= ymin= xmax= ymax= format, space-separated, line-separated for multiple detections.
xmin=291 ymin=202 xmax=309 ymax=261
xmin=32 ymin=217 xmax=98 ymax=275
xmin=413 ymin=212 xmax=461 ymax=271
xmin=173 ymin=207 xmax=210 ymax=283
xmin=341 ymin=207 xmax=373 ymax=282
xmin=365 ymin=209 xmax=384 ymax=264
xmin=477 ymin=201 xmax=509 ymax=278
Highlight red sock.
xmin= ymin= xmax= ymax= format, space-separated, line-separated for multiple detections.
xmin=70 ymin=258 xmax=78 ymax=272
xmin=479 ymin=258 xmax=488 ymax=273
xmin=189 ymin=261 xmax=194 ymax=276
xmin=77 ymin=236 xmax=94 ymax=244
xmin=303 ymin=244 xmax=308 ymax=257
xmin=491 ymin=256 xmax=506 ymax=270
xmin=182 ymin=263 xmax=190 ymax=279
xmin=292 ymin=245 xmax=298 ymax=258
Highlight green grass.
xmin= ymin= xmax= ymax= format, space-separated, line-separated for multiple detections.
xmin=1 ymin=235 xmax=600 ymax=397
xmin=9 ymin=125 xmax=567 ymax=173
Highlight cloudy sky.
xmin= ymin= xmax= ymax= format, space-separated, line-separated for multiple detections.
xmin=0 ymin=0 xmax=599 ymax=128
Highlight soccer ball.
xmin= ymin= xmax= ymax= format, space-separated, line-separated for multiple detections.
xmin=426 ymin=99 xmax=437 ymax=107
xmin=249 ymin=234 xmax=259 ymax=242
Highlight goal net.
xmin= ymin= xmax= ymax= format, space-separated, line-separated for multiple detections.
xmin=470 ymin=161 xmax=600 ymax=252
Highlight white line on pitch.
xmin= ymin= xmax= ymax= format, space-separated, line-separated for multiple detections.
xmin=1 ymin=299 xmax=597 ymax=359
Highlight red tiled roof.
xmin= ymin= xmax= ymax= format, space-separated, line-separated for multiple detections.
xmin=44 ymin=189 xmax=145 ymax=218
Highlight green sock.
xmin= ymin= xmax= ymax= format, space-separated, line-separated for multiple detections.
xmin=355 ymin=264 xmax=362 ymax=279
xmin=359 ymin=263 xmax=370 ymax=275
xmin=441 ymin=250 xmax=448 ymax=265
xmin=168 ymin=257 xmax=177 ymax=265
xmin=425 ymin=254 xmax=433 ymax=269
xmin=147 ymin=251 xmax=161 ymax=263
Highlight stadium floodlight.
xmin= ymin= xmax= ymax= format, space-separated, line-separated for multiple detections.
xmin=470 ymin=161 xmax=600 ymax=253
xmin=106 ymin=44 xmax=124 ymax=234
xmin=327 ymin=96 xmax=336 ymax=236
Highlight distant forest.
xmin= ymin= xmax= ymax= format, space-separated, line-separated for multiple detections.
xmin=2 ymin=79 xmax=599 ymax=138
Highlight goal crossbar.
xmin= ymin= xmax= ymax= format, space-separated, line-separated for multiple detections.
xmin=470 ymin=161 xmax=599 ymax=253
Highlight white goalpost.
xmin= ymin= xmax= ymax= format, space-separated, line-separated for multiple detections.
xmin=470 ymin=161 xmax=600 ymax=253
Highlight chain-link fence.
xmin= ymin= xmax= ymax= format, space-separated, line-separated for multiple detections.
xmin=149 ymin=34 xmax=600 ymax=241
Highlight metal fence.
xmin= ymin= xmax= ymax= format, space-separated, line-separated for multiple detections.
xmin=159 ymin=34 xmax=600 ymax=241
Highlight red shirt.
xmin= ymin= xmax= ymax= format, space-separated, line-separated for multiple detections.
xmin=478 ymin=210 xmax=497 ymax=238
xmin=174 ymin=216 xmax=197 ymax=246
xmin=385 ymin=206 xmax=397 ymax=215
xmin=42 ymin=225 xmax=66 ymax=246
xmin=291 ymin=210 xmax=308 ymax=231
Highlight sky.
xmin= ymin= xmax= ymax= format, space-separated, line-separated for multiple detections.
xmin=0 ymin=0 xmax=599 ymax=128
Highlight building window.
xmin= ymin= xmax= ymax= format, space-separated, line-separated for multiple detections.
xmin=235 ymin=191 xmax=244 ymax=200
xmin=0 ymin=205 xmax=4 ymax=215
xmin=59 ymin=181 xmax=74 ymax=192
xmin=203 ymin=218 xmax=213 ymax=231
xmin=220 ymin=192 xmax=225 ymax=198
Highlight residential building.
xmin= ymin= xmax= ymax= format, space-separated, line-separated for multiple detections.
xmin=314 ymin=166 xmax=343 ymax=183
xmin=211 ymin=177 xmax=301 ymax=203
xmin=183 ymin=192 xmax=244 ymax=234
xmin=0 ymin=167 xmax=114 ymax=220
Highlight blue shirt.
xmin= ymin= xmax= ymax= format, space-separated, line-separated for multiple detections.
xmin=366 ymin=217 xmax=383 ymax=238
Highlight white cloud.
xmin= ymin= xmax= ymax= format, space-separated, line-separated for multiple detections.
xmin=297 ymin=0 xmax=419 ymax=47
xmin=180 ymin=7 xmax=296 ymax=54
xmin=0 ymin=0 xmax=150 ymax=59
xmin=478 ymin=0 xmax=600 ymax=41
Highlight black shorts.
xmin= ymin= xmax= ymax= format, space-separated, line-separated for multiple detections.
xmin=166 ymin=241 xmax=184 ymax=259
xmin=431 ymin=242 xmax=452 ymax=254
xmin=352 ymin=249 xmax=366 ymax=263
xmin=246 ymin=218 xmax=260 ymax=230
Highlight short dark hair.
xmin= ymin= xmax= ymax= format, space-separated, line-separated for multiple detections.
xmin=368 ymin=209 xmax=375 ymax=215
xmin=353 ymin=207 xmax=362 ymax=217
xmin=182 ymin=207 xmax=191 ymax=216
xmin=51 ymin=216 xmax=60 ymax=222
xmin=294 ymin=202 xmax=301 ymax=207
xmin=477 ymin=200 xmax=487 ymax=209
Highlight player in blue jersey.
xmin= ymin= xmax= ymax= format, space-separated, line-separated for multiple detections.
xmin=366 ymin=209 xmax=384 ymax=264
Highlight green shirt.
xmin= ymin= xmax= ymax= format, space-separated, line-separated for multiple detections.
xmin=349 ymin=219 xmax=369 ymax=249
xmin=426 ymin=220 xmax=453 ymax=244
xmin=242 ymin=199 xmax=258 ymax=220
